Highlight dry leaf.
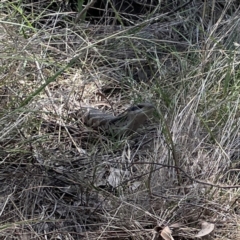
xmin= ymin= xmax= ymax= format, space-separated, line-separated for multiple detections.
xmin=129 ymin=181 xmax=141 ymax=191
xmin=160 ymin=226 xmax=174 ymax=240
xmin=194 ymin=221 xmax=215 ymax=238
xmin=107 ymin=168 xmax=129 ymax=187
xmin=169 ymin=223 xmax=183 ymax=228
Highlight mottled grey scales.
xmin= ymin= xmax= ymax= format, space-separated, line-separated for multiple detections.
xmin=79 ymin=103 xmax=155 ymax=136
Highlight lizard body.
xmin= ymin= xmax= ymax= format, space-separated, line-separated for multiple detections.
xmin=79 ymin=103 xmax=154 ymax=136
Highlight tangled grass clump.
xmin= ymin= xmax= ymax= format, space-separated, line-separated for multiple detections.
xmin=0 ymin=0 xmax=240 ymax=239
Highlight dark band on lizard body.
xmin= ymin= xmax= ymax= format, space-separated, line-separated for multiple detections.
xmin=79 ymin=103 xmax=155 ymax=136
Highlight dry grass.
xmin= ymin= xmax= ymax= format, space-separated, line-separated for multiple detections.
xmin=1 ymin=0 xmax=240 ymax=239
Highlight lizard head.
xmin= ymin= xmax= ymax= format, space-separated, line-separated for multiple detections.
xmin=108 ymin=102 xmax=155 ymax=136
xmin=127 ymin=103 xmax=155 ymax=115
xmin=125 ymin=103 xmax=155 ymax=132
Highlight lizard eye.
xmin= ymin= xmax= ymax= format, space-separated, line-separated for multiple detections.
xmin=128 ymin=104 xmax=147 ymax=111
xmin=128 ymin=106 xmax=140 ymax=111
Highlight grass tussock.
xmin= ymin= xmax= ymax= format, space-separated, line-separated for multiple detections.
xmin=1 ymin=0 xmax=240 ymax=239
